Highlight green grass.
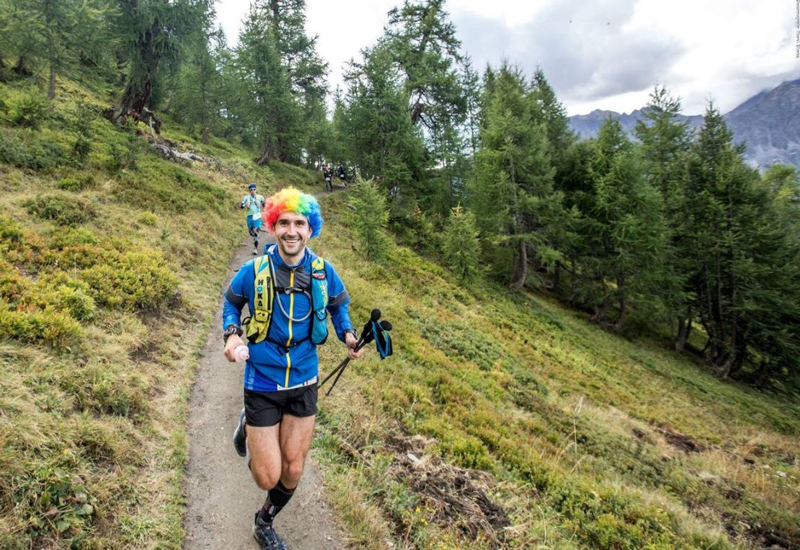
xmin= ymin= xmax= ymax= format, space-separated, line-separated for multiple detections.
xmin=311 ymin=192 xmax=800 ymax=549
xmin=0 ymin=75 xmax=317 ymax=548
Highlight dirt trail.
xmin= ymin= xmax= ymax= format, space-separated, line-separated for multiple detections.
xmin=183 ymin=226 xmax=345 ymax=550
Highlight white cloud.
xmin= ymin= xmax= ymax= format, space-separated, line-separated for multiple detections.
xmin=214 ymin=0 xmax=800 ymax=116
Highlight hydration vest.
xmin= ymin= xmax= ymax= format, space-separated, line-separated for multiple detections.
xmin=243 ymin=254 xmax=329 ymax=346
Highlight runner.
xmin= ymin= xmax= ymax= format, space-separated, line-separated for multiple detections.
xmin=336 ymin=162 xmax=347 ymax=187
xmin=321 ymin=164 xmax=332 ymax=193
xmin=222 ymin=187 xmax=365 ymax=550
xmin=240 ymin=183 xmax=265 ymax=255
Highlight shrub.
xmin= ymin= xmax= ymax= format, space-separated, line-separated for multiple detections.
xmin=26 ymin=275 xmax=97 ymax=322
xmin=138 ymin=212 xmax=158 ymax=226
xmin=47 ymin=227 xmax=98 ymax=249
xmin=57 ymin=173 xmax=95 ymax=191
xmin=0 ymin=215 xmax=23 ymax=245
xmin=349 ymin=178 xmax=391 ymax=261
xmin=0 ymin=129 xmax=66 ymax=172
xmin=25 ymin=194 xmax=95 ymax=226
xmin=0 ymin=308 xmax=82 ymax=346
xmin=114 ymin=160 xmax=227 ymax=214
xmin=2 ymin=88 xmax=47 ymax=129
xmin=81 ymin=250 xmax=178 ymax=310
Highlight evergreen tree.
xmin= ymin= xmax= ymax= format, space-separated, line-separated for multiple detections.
xmin=109 ymin=0 xmax=213 ymax=127
xmin=682 ymin=104 xmax=800 ymax=377
xmin=234 ymin=0 xmax=325 ymax=164
xmin=235 ymin=4 xmax=300 ymax=164
xmin=579 ymin=117 xmax=669 ymax=330
xmin=442 ymin=205 xmax=481 ymax=282
xmin=349 ymin=178 xmax=391 ymax=262
xmin=383 ymin=0 xmax=466 ymax=130
xmin=173 ymin=26 xmax=226 ymax=143
xmin=341 ymin=44 xmax=425 ymax=195
xmin=469 ymin=64 xmax=561 ymax=290
xmin=634 ymin=85 xmax=692 ymax=348
xmin=2 ymin=0 xmax=112 ymax=99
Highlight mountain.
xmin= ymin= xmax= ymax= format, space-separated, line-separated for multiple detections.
xmin=569 ymin=108 xmax=703 ymax=140
xmin=725 ymin=78 xmax=800 ymax=169
xmin=568 ymin=78 xmax=800 ymax=170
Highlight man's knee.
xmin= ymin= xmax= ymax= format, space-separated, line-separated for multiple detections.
xmin=252 ymin=461 xmax=281 ymax=491
xmin=281 ymin=457 xmax=306 ymax=484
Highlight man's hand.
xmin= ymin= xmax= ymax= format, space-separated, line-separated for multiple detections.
xmin=224 ymin=334 xmax=245 ymax=362
xmin=345 ymin=332 xmax=365 ymax=360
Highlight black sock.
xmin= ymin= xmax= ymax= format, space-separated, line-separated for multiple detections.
xmin=257 ymin=480 xmax=296 ymax=523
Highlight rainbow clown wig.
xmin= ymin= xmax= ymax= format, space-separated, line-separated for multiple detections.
xmin=263 ymin=187 xmax=323 ymax=238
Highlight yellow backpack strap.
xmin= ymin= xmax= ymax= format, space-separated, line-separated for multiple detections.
xmin=245 ymin=255 xmax=274 ymax=344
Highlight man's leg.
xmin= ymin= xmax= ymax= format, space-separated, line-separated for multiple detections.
xmin=247 ymin=424 xmax=282 ymax=491
xmin=248 ymin=424 xmax=289 ymax=549
xmin=278 ymin=413 xmax=316 ymax=489
xmin=252 ymin=413 xmax=315 ymax=525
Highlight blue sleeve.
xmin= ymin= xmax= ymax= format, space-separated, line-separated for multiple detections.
xmin=222 ymin=261 xmax=253 ymax=329
xmin=325 ymin=262 xmax=353 ymax=342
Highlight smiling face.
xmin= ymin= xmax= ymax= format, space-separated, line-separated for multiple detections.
xmin=273 ymin=211 xmax=312 ymax=264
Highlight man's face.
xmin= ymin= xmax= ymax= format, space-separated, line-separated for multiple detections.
xmin=273 ymin=211 xmax=312 ymax=259
xmin=250 ymin=188 xmax=256 ymax=196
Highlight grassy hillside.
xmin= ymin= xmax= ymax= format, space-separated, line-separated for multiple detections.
xmin=311 ymin=191 xmax=800 ymax=549
xmin=0 ymin=79 xmax=317 ymax=548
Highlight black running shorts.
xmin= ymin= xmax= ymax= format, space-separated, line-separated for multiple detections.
xmin=244 ymin=384 xmax=318 ymax=427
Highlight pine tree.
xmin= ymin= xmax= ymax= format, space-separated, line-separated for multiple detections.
xmin=173 ymin=26 xmax=226 ymax=143
xmin=579 ymin=117 xmax=669 ymax=330
xmin=235 ymin=4 xmax=300 ymax=164
xmin=349 ymin=178 xmax=391 ymax=262
xmin=109 ymin=0 xmax=213 ymax=127
xmin=2 ymin=0 xmax=112 ymax=99
xmin=469 ymin=64 xmax=561 ymax=290
xmin=635 ymin=85 xmax=692 ymax=348
xmin=682 ymin=104 xmax=800 ymax=377
xmin=442 ymin=205 xmax=481 ymax=282
xmin=383 ymin=0 xmax=466 ymax=130
xmin=340 ymin=44 xmax=425 ymax=195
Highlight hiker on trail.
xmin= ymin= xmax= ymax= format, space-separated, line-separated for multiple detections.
xmin=241 ymin=183 xmax=265 ymax=255
xmin=336 ymin=162 xmax=347 ymax=186
xmin=222 ymin=187 xmax=364 ymax=550
xmin=321 ymin=164 xmax=332 ymax=193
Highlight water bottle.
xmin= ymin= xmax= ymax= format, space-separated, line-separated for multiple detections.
xmin=234 ymin=344 xmax=249 ymax=363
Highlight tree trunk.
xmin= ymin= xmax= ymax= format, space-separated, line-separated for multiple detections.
xmin=614 ymin=274 xmax=627 ymax=332
xmin=109 ymin=16 xmax=160 ymax=127
xmin=256 ymin=137 xmax=273 ymax=165
xmin=48 ymin=61 xmax=56 ymax=100
xmin=13 ymin=56 xmax=32 ymax=77
xmin=201 ymin=126 xmax=210 ymax=144
xmin=569 ymin=258 xmax=577 ymax=301
xmin=675 ymin=316 xmax=692 ymax=352
xmin=510 ymin=239 xmax=528 ymax=290
xmin=553 ymin=261 xmax=561 ymax=292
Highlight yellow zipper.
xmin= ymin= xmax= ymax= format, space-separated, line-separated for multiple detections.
xmin=284 ymin=270 xmax=295 ymax=386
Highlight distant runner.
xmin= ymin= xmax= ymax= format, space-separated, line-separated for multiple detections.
xmin=241 ymin=183 xmax=265 ymax=255
xmin=336 ymin=162 xmax=347 ymax=187
xmin=222 ymin=187 xmax=365 ymax=550
xmin=321 ymin=164 xmax=332 ymax=193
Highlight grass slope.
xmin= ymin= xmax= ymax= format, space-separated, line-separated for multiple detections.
xmin=311 ymin=191 xmax=800 ymax=550
xmin=0 ymin=78 xmax=318 ymax=548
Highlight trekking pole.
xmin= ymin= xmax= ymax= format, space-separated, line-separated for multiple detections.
xmin=320 ymin=320 xmax=392 ymax=396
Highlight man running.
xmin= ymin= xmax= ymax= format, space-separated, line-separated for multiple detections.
xmin=336 ymin=163 xmax=347 ymax=187
xmin=222 ymin=187 xmax=364 ymax=549
xmin=321 ymin=164 xmax=332 ymax=192
xmin=240 ymin=183 xmax=265 ymax=255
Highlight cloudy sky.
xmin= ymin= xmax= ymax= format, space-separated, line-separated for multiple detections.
xmin=215 ymin=0 xmax=800 ymax=116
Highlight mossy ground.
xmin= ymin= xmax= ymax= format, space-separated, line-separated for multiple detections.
xmin=311 ymin=192 xmax=800 ymax=549
xmin=0 ymin=77 xmax=317 ymax=548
